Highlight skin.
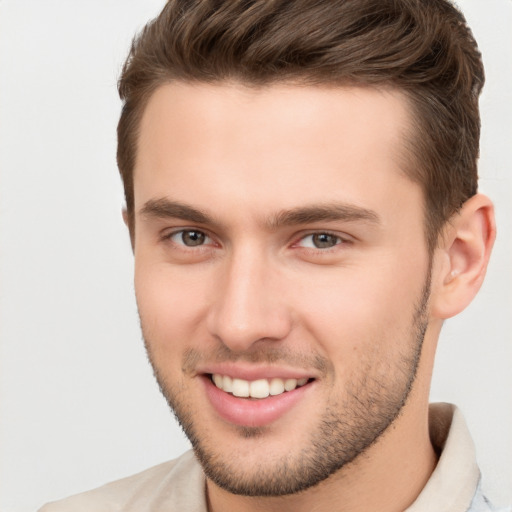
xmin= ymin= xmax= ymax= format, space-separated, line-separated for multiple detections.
xmin=131 ymin=82 xmax=495 ymax=512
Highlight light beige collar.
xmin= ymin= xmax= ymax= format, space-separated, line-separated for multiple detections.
xmin=406 ymin=403 xmax=480 ymax=512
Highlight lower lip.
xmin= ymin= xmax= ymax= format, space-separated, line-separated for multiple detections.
xmin=202 ymin=376 xmax=313 ymax=428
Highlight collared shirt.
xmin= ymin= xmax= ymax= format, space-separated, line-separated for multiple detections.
xmin=39 ymin=403 xmax=510 ymax=512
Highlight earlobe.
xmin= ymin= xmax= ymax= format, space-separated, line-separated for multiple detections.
xmin=431 ymin=194 xmax=496 ymax=319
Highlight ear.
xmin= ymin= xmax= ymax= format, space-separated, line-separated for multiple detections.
xmin=430 ymin=194 xmax=496 ymax=319
xmin=122 ymin=207 xmax=135 ymax=251
xmin=122 ymin=207 xmax=129 ymax=227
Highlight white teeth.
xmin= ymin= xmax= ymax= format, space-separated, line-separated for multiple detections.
xmin=269 ymin=378 xmax=285 ymax=396
xmin=250 ymin=379 xmax=270 ymax=399
xmin=284 ymin=378 xmax=298 ymax=391
xmin=223 ymin=375 xmax=233 ymax=393
xmin=212 ymin=374 xmax=223 ymax=388
xmin=211 ymin=374 xmax=310 ymax=398
xmin=232 ymin=378 xmax=250 ymax=397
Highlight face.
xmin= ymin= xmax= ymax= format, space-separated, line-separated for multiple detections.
xmin=133 ymin=83 xmax=432 ymax=496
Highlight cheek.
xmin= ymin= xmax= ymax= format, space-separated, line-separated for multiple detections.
xmin=294 ymin=259 xmax=427 ymax=362
xmin=134 ymin=261 xmax=210 ymax=353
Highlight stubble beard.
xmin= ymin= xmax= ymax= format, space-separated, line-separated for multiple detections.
xmin=142 ymin=276 xmax=430 ymax=497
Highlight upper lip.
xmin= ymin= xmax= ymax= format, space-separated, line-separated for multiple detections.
xmin=195 ymin=363 xmax=317 ymax=381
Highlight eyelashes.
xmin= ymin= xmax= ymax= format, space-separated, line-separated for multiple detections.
xmin=166 ymin=229 xmax=213 ymax=247
xmin=161 ymin=228 xmax=351 ymax=255
xmin=295 ymin=232 xmax=345 ymax=249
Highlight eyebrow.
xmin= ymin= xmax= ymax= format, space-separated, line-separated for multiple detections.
xmin=140 ymin=198 xmax=380 ymax=229
xmin=268 ymin=203 xmax=380 ymax=229
xmin=140 ymin=198 xmax=212 ymax=224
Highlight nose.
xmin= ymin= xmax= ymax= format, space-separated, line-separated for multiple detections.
xmin=206 ymin=247 xmax=293 ymax=352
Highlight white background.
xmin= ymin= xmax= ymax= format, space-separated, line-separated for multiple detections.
xmin=0 ymin=1 xmax=510 ymax=510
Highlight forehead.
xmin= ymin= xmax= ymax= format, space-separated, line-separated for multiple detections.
xmin=134 ymin=82 xmax=418 ymax=224
xmin=136 ymin=81 xmax=411 ymax=161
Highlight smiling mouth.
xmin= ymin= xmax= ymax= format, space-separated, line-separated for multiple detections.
xmin=210 ymin=374 xmax=313 ymax=399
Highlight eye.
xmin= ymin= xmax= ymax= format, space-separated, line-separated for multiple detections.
xmin=297 ymin=232 xmax=343 ymax=249
xmin=168 ymin=229 xmax=211 ymax=247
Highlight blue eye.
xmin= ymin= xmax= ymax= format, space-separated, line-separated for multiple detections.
xmin=170 ymin=230 xmax=210 ymax=247
xmin=299 ymin=233 xmax=342 ymax=249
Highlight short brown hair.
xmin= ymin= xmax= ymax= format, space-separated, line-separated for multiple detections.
xmin=118 ymin=0 xmax=484 ymax=251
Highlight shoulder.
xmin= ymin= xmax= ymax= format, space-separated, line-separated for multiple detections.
xmin=38 ymin=450 xmax=206 ymax=512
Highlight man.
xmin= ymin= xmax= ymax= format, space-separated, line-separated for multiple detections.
xmin=39 ymin=0 xmax=508 ymax=511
